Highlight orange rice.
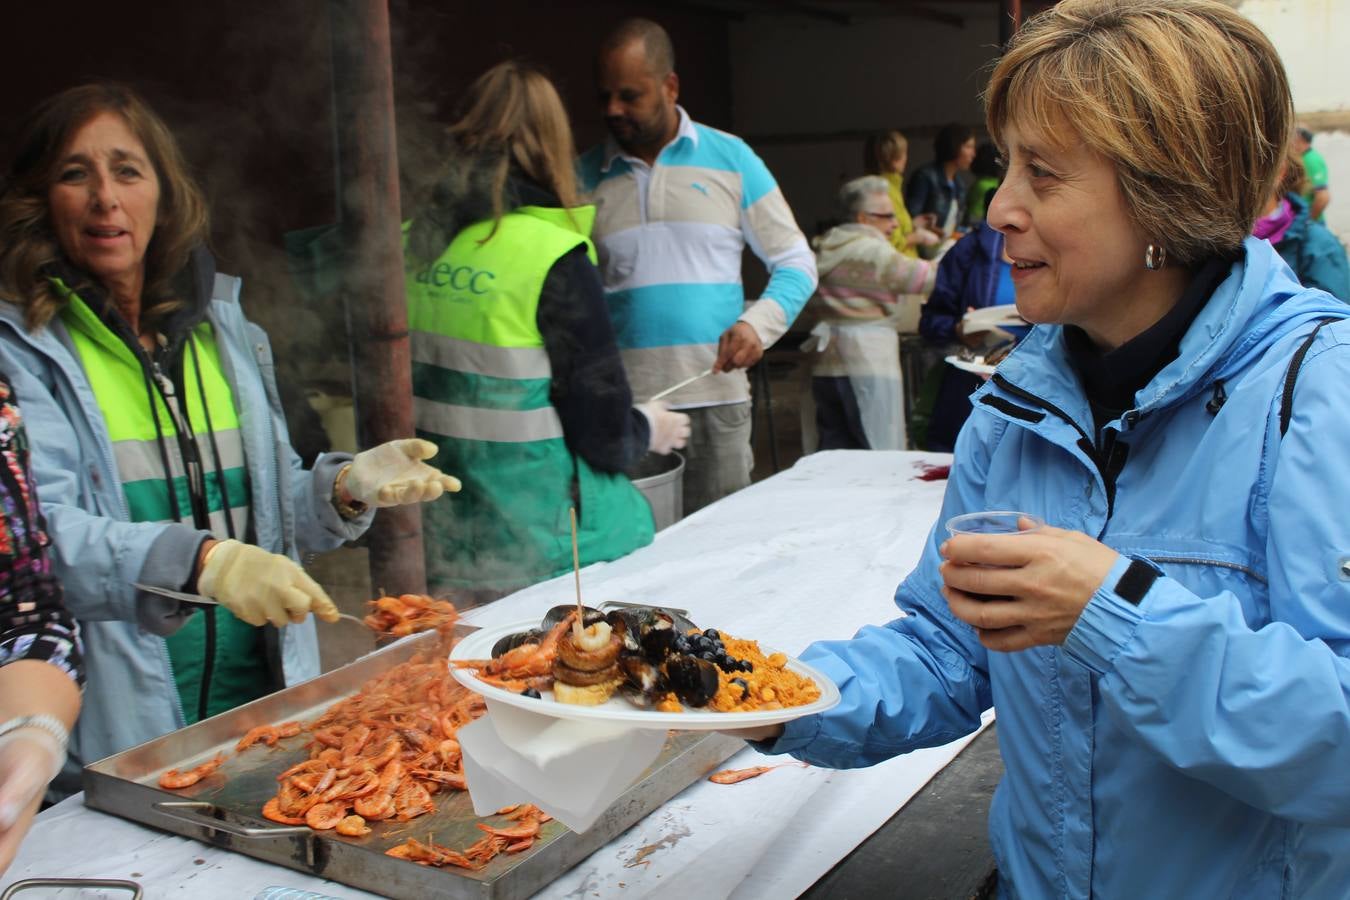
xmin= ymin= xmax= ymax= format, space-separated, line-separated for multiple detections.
xmin=709 ymin=634 xmax=820 ymax=712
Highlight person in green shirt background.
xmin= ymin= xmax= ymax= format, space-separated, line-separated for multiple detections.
xmin=1294 ymin=125 xmax=1330 ymax=222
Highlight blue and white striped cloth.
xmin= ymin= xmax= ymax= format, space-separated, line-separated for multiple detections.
xmin=580 ymin=107 xmax=817 ymax=408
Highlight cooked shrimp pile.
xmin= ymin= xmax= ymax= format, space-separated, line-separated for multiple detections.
xmin=258 ymin=654 xmax=482 ymax=834
xmin=386 ymin=804 xmax=552 ymax=868
xmin=363 ymin=593 xmax=461 ymax=638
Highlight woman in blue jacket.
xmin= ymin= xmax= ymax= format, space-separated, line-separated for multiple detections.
xmin=738 ymin=2 xmax=1350 ymax=896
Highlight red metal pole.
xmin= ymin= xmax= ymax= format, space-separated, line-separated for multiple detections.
xmin=327 ymin=0 xmax=427 ymax=596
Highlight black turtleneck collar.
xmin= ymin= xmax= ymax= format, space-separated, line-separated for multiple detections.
xmin=50 ymin=244 xmax=216 ymax=365
xmin=1065 ymin=254 xmax=1235 ymax=432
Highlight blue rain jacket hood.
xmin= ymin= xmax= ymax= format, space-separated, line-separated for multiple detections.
xmin=0 ymin=265 xmax=371 ymax=796
xmin=772 ymin=238 xmax=1350 ymax=897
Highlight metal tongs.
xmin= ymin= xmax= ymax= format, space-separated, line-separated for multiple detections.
xmin=134 ymin=583 xmax=367 ymax=627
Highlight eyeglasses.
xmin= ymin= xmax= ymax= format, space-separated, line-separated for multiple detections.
xmin=862 ymin=210 xmax=896 ymax=219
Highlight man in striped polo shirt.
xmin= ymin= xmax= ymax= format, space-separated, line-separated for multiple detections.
xmin=581 ymin=18 xmax=817 ymax=514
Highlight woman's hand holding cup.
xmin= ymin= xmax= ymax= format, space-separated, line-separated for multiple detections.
xmin=939 ymin=512 xmax=1118 ymax=652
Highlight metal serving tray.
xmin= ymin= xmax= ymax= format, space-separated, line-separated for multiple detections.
xmin=83 ymin=628 xmax=741 ymax=900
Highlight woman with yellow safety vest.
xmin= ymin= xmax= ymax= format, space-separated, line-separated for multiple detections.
xmin=0 ymin=83 xmax=460 ymax=797
xmin=405 ymin=61 xmax=689 ymax=601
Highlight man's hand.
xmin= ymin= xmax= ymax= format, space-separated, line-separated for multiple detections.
xmin=1311 ymin=187 xmax=1331 ymax=221
xmin=714 ymin=322 xmax=764 ymax=373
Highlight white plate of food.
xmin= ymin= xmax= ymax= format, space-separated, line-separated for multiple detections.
xmin=448 ymin=613 xmax=840 ymax=731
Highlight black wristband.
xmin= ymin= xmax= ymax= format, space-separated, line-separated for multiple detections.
xmin=1114 ymin=556 xmax=1161 ymax=606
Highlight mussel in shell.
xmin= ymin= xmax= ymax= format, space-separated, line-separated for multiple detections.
xmin=490 ymin=628 xmax=543 ymax=659
xmin=541 ymin=604 xmax=605 ymax=630
xmin=618 ymin=654 xmax=664 ymax=695
xmin=606 ymin=608 xmax=688 ymax=662
xmin=664 ymin=655 xmax=720 ymax=707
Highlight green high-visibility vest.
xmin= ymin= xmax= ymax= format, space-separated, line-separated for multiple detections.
xmin=407 ymin=205 xmax=654 ymax=592
xmin=58 ymin=286 xmax=266 ymax=723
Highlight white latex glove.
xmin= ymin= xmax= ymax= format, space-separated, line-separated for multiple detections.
xmin=344 ymin=438 xmax=462 ymax=508
xmin=0 ymin=729 xmax=63 ymax=875
xmin=636 ymin=402 xmax=691 ymax=455
xmin=197 ymin=539 xmax=339 ymax=627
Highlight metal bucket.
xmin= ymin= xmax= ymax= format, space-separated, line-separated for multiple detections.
xmin=627 ymin=451 xmax=684 ymax=531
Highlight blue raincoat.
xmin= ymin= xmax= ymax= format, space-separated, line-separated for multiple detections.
xmin=770 ymin=238 xmax=1350 ymax=897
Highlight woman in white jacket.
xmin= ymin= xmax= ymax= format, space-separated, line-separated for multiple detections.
xmin=804 ymin=176 xmax=935 ymax=450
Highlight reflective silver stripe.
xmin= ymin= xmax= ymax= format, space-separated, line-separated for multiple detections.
xmin=411 ymin=331 xmax=552 ymax=380
xmin=139 ymin=503 xmax=248 ymax=532
xmin=209 ymin=506 xmax=249 ymax=538
xmin=414 ymin=397 xmax=564 ymax=443
xmin=111 ymin=432 xmax=245 ymax=483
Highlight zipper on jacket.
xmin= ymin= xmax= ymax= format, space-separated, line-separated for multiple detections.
xmin=1145 ymin=555 xmax=1267 ymax=584
xmin=990 ymin=374 xmax=1141 ymax=526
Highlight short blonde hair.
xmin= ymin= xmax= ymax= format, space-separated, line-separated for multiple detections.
xmin=986 ymin=0 xmax=1291 ymax=266
xmin=863 ymin=131 xmax=907 ymax=176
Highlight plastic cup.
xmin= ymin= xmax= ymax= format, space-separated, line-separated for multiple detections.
xmin=944 ymin=511 xmax=1044 ymax=601
xmin=945 ymin=511 xmax=1044 ymax=538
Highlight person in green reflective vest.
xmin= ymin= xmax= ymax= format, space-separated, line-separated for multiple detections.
xmin=406 ymin=61 xmax=689 ymax=602
xmin=0 ymin=83 xmax=460 ymax=797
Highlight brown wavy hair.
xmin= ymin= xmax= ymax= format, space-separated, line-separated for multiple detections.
xmin=985 ymin=0 xmax=1291 ymax=267
xmin=409 ymin=61 xmax=579 ymax=261
xmin=0 ymin=83 xmax=209 ymax=331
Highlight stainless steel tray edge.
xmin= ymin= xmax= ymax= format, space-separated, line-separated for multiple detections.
xmin=82 ymin=628 xmax=745 ymax=899
xmin=84 ymin=729 xmax=743 ymax=899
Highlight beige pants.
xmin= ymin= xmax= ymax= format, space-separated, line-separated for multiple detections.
xmin=680 ymin=403 xmax=753 ymax=515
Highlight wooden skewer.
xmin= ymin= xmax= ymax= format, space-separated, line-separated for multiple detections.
xmin=570 ymin=506 xmax=583 ymax=627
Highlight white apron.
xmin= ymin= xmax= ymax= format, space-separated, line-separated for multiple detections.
xmin=800 ymin=320 xmax=905 ymax=452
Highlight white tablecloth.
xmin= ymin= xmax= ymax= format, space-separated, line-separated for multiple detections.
xmin=3 ymin=450 xmax=986 ymax=900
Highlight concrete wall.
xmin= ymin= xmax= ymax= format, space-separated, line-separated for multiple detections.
xmin=727 ymin=3 xmax=1003 ymax=240
xmin=1239 ymin=0 xmax=1350 ymax=243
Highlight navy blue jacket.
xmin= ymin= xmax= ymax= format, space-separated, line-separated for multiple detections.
xmin=919 ymin=223 xmax=1005 ymax=344
xmin=904 ymin=161 xmax=968 ymax=232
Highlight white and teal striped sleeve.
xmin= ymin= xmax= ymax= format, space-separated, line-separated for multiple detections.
xmin=735 ymin=143 xmax=817 ymax=348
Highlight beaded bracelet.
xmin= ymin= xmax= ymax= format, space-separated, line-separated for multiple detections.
xmin=0 ymin=714 xmax=69 ymax=752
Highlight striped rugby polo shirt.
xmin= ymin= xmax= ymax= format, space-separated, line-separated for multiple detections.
xmin=580 ymin=107 xmax=817 ymax=408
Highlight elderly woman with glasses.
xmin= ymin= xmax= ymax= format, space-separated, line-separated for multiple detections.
xmin=802 ymin=175 xmax=935 ymax=451
xmin=738 ymin=1 xmax=1350 ymax=895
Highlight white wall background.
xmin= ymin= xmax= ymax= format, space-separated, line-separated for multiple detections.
xmin=1239 ymin=0 xmax=1350 ymax=244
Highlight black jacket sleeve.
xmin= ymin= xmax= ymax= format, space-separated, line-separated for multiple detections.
xmin=919 ymin=232 xmax=980 ymax=344
xmin=536 ymin=246 xmax=651 ymax=473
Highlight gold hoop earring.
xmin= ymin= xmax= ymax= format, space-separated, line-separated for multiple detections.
xmin=1144 ymin=244 xmax=1167 ymax=270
